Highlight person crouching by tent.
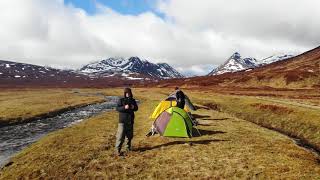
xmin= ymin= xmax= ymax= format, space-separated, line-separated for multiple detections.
xmin=169 ymin=87 xmax=197 ymax=124
xmin=146 ymin=87 xmax=199 ymax=137
xmin=173 ymin=87 xmax=185 ymax=109
xmin=115 ymin=88 xmax=138 ymax=156
xmin=168 ymin=87 xmax=196 ymax=111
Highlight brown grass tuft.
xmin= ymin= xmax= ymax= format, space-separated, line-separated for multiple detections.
xmin=203 ymin=103 xmax=221 ymax=111
xmin=251 ymin=103 xmax=294 ymax=114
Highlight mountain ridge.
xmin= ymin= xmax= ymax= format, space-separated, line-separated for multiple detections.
xmin=79 ymin=57 xmax=184 ymax=79
xmin=208 ymin=52 xmax=294 ymax=76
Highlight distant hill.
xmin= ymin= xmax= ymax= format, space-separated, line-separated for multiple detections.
xmin=153 ymin=46 xmax=320 ymax=89
xmin=0 ymin=57 xmax=183 ymax=88
xmin=0 ymin=60 xmax=139 ymax=88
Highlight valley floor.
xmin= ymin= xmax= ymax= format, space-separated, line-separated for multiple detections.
xmin=0 ymin=88 xmax=319 ymax=179
xmin=0 ymin=89 xmax=105 ymax=126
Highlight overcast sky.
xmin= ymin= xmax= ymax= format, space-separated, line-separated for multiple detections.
xmin=0 ymin=0 xmax=319 ymax=76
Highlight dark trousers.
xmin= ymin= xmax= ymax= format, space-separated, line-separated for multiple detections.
xmin=115 ymin=123 xmax=133 ymax=152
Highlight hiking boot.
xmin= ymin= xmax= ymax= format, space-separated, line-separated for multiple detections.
xmin=124 ymin=148 xmax=132 ymax=155
xmin=146 ymin=131 xmax=153 ymax=137
xmin=114 ymin=150 xmax=123 ymax=157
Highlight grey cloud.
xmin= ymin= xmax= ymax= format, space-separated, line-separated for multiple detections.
xmin=0 ymin=0 xmax=318 ymax=75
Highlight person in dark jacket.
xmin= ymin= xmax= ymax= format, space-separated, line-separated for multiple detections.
xmin=174 ymin=87 xmax=186 ymax=109
xmin=115 ymin=88 xmax=138 ymax=155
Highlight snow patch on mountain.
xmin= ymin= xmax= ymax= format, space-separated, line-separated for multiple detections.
xmin=258 ymin=54 xmax=294 ymax=66
xmin=208 ymin=52 xmax=257 ymax=75
xmin=208 ymin=52 xmax=295 ymax=76
xmin=0 ymin=60 xmax=85 ymax=81
xmin=79 ymin=57 xmax=184 ymax=79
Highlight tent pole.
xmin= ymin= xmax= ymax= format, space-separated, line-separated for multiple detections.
xmin=194 ymin=127 xmax=201 ymax=136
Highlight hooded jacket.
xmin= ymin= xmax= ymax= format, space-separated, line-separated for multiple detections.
xmin=167 ymin=90 xmax=196 ymax=110
xmin=116 ymin=88 xmax=138 ymax=124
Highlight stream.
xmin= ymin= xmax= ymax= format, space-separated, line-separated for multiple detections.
xmin=0 ymin=96 xmax=119 ymax=167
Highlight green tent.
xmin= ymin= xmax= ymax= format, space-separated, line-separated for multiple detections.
xmin=153 ymin=107 xmax=194 ymax=138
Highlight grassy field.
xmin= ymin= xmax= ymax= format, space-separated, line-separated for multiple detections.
xmin=184 ymin=89 xmax=320 ymax=152
xmin=0 ymin=89 xmax=105 ymax=126
xmin=1 ymin=88 xmax=319 ymax=179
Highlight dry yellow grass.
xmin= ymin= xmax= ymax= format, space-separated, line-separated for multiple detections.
xmin=1 ymin=88 xmax=319 ymax=179
xmin=0 ymin=89 xmax=105 ymax=125
xmin=185 ymin=89 xmax=320 ymax=152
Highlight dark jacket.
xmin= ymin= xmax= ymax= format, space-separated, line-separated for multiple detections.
xmin=116 ymin=97 xmax=138 ymax=124
xmin=176 ymin=90 xmax=186 ymax=109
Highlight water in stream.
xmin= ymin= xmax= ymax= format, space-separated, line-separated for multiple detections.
xmin=0 ymin=96 xmax=119 ymax=167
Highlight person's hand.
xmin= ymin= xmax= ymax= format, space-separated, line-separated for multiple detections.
xmin=125 ymin=105 xmax=130 ymax=109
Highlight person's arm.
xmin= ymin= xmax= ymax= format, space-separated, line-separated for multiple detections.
xmin=168 ymin=91 xmax=176 ymax=99
xmin=132 ymin=99 xmax=138 ymax=112
xmin=116 ymin=99 xmax=127 ymax=112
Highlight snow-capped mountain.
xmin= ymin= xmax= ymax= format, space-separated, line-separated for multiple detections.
xmin=0 ymin=60 xmax=82 ymax=80
xmin=79 ymin=57 xmax=184 ymax=79
xmin=0 ymin=57 xmax=183 ymax=88
xmin=208 ymin=52 xmax=257 ymax=75
xmin=208 ymin=52 xmax=294 ymax=76
xmin=0 ymin=59 xmax=155 ymax=88
xmin=0 ymin=59 xmax=95 ymax=87
xmin=258 ymin=54 xmax=294 ymax=66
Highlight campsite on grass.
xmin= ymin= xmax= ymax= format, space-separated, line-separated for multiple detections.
xmin=1 ymin=88 xmax=319 ymax=179
xmin=1 ymin=0 xmax=320 ymax=179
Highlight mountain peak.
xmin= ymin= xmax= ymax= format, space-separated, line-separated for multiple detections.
xmin=231 ymin=52 xmax=241 ymax=60
xmin=208 ymin=52 xmax=295 ymax=76
xmin=208 ymin=52 xmax=257 ymax=76
xmin=79 ymin=57 xmax=184 ymax=79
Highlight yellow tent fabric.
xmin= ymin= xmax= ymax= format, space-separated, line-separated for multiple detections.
xmin=150 ymin=100 xmax=190 ymax=119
